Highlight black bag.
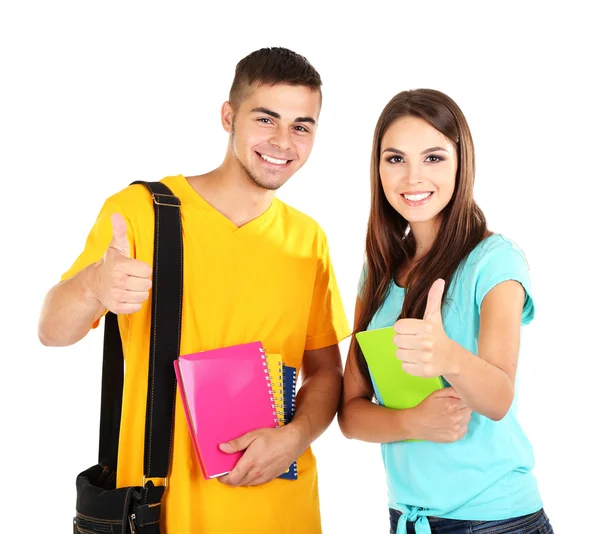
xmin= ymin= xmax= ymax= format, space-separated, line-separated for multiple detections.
xmin=73 ymin=181 xmax=183 ymax=534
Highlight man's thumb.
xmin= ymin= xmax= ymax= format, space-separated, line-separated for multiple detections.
xmin=219 ymin=432 xmax=255 ymax=454
xmin=108 ymin=213 xmax=130 ymax=257
xmin=424 ymin=278 xmax=445 ymax=320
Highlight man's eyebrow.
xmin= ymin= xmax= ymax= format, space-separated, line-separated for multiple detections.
xmin=251 ymin=107 xmax=280 ymax=119
xmin=251 ymin=107 xmax=316 ymax=125
xmin=295 ymin=116 xmax=316 ymax=125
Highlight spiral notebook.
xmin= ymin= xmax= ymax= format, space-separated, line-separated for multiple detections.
xmin=266 ymin=353 xmax=285 ymax=427
xmin=355 ymin=326 xmax=444 ymax=410
xmin=266 ymin=355 xmax=297 ymax=481
xmin=278 ymin=364 xmax=298 ymax=480
xmin=174 ymin=341 xmax=280 ymax=479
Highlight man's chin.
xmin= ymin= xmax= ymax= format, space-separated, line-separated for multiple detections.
xmin=247 ymin=173 xmax=289 ymax=192
xmin=238 ymin=159 xmax=292 ymax=191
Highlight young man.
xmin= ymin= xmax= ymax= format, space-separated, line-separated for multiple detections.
xmin=38 ymin=47 xmax=350 ymax=533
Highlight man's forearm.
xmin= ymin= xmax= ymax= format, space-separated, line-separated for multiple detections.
xmin=287 ymin=363 xmax=342 ymax=455
xmin=38 ymin=262 xmax=105 ymax=347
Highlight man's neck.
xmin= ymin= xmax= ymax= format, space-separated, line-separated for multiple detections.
xmin=186 ymin=165 xmax=275 ymax=228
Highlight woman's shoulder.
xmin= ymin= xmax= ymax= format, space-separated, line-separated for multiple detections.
xmin=466 ymin=233 xmax=530 ymax=269
xmin=451 ymin=232 xmax=533 ymax=298
xmin=460 ymin=233 xmax=534 ymax=322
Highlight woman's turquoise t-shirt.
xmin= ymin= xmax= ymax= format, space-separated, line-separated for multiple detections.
xmin=360 ymin=234 xmax=542 ymax=534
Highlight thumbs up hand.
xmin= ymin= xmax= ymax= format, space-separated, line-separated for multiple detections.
xmin=393 ymin=279 xmax=453 ymax=378
xmin=89 ymin=213 xmax=153 ymax=315
xmin=107 ymin=212 xmax=131 ymax=257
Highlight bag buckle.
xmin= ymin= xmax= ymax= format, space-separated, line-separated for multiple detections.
xmin=151 ymin=193 xmax=181 ymax=207
xmin=142 ymin=476 xmax=168 ymax=488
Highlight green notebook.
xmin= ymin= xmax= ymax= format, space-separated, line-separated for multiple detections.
xmin=355 ymin=326 xmax=445 ymax=409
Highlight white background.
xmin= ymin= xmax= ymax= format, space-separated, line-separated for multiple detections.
xmin=1 ymin=1 xmax=598 ymax=533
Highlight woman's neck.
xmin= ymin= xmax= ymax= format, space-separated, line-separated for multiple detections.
xmin=409 ymin=218 xmax=439 ymax=260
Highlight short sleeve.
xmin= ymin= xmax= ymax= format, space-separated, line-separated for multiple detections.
xmin=304 ymin=228 xmax=351 ymax=351
xmin=474 ymin=240 xmax=535 ymax=325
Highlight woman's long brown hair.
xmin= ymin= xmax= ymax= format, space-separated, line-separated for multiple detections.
xmin=353 ymin=89 xmax=488 ymax=390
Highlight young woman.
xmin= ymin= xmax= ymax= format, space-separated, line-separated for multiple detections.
xmin=339 ymin=89 xmax=553 ymax=534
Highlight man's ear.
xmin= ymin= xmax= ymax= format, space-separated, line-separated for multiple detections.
xmin=221 ymin=101 xmax=234 ymax=133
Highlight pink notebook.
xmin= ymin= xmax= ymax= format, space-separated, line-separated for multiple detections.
xmin=174 ymin=341 xmax=280 ymax=479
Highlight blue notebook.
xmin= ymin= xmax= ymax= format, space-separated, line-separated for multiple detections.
xmin=278 ymin=364 xmax=298 ymax=480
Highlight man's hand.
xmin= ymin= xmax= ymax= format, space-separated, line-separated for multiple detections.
xmin=88 ymin=213 xmax=153 ymax=314
xmin=217 ymin=425 xmax=302 ymax=487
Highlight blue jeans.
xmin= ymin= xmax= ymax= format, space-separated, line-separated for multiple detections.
xmin=389 ymin=507 xmax=554 ymax=533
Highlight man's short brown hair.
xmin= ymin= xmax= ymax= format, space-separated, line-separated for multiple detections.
xmin=229 ymin=47 xmax=322 ymax=110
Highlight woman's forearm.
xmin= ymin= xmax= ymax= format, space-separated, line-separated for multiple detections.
xmin=339 ymin=397 xmax=416 ymax=443
xmin=444 ymin=340 xmax=514 ymax=421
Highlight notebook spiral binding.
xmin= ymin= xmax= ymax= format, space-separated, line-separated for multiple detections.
xmin=261 ymin=349 xmax=283 ymax=425
xmin=288 ymin=372 xmax=296 ymax=423
xmin=279 ymin=364 xmax=299 ymax=480
xmin=282 ymin=365 xmax=297 ymax=425
xmin=273 ymin=358 xmax=285 ymax=426
xmin=289 ymin=459 xmax=299 ymax=478
xmin=288 ymin=368 xmax=298 ymax=476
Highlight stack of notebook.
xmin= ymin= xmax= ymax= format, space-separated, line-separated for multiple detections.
xmin=174 ymin=341 xmax=298 ymax=480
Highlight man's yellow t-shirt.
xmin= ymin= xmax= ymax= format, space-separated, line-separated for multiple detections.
xmin=62 ymin=175 xmax=351 ymax=534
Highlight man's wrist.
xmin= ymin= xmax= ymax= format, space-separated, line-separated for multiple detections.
xmin=284 ymin=417 xmax=311 ymax=457
xmin=82 ymin=261 xmax=103 ymax=307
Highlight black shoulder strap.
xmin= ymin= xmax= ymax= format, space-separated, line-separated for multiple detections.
xmin=98 ymin=180 xmax=183 ymax=482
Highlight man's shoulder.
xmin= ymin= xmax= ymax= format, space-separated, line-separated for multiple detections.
xmin=274 ymin=199 xmax=324 ymax=237
xmin=102 ymin=176 xmax=181 ymax=218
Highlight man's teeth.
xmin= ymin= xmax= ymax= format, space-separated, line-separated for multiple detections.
xmin=403 ymin=192 xmax=432 ymax=201
xmin=261 ymin=154 xmax=288 ymax=165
